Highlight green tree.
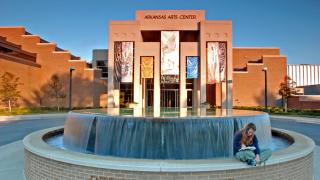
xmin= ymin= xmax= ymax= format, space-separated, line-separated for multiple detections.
xmin=0 ymin=72 xmax=22 ymax=112
xmin=279 ymin=76 xmax=297 ymax=113
xmin=46 ymin=74 xmax=66 ymax=111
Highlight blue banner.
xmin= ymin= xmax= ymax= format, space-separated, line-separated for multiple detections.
xmin=187 ymin=56 xmax=199 ymax=79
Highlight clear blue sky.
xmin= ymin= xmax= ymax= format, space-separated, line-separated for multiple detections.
xmin=2 ymin=0 xmax=320 ymax=64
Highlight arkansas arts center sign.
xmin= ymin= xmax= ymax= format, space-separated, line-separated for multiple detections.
xmin=144 ymin=14 xmax=197 ymax=20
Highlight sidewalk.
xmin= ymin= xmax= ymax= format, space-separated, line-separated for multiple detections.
xmin=315 ymin=146 xmax=320 ymax=179
xmin=0 ymin=141 xmax=24 ymax=180
xmin=0 ymin=141 xmax=319 ymax=180
xmin=0 ymin=113 xmax=67 ymax=122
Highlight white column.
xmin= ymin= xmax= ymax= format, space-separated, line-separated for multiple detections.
xmin=226 ymin=35 xmax=233 ymax=109
xmin=133 ymin=51 xmax=141 ymax=107
xmin=142 ymin=79 xmax=146 ymax=108
xmin=107 ymin=42 xmax=115 ymax=108
xmin=154 ymin=55 xmax=160 ymax=116
xmin=193 ymin=78 xmax=199 ymax=108
xmin=200 ymin=22 xmax=207 ymax=105
xmin=180 ymin=54 xmax=187 ymax=108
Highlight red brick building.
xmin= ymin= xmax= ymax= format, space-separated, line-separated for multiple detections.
xmin=0 ymin=27 xmax=107 ymax=108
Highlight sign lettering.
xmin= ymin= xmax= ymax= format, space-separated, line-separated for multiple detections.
xmin=144 ymin=14 xmax=196 ymax=20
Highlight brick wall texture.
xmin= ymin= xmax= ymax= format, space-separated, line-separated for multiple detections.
xmin=288 ymin=96 xmax=320 ymax=109
xmin=24 ymin=149 xmax=313 ymax=180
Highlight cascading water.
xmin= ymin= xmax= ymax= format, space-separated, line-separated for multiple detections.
xmin=63 ymin=109 xmax=272 ymax=160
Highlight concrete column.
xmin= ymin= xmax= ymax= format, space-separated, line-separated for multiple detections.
xmin=214 ymin=83 xmax=220 ymax=107
xmin=180 ymin=52 xmax=187 ymax=108
xmin=114 ymin=84 xmax=120 ymax=108
xmin=193 ymin=78 xmax=199 ymax=108
xmin=221 ymin=82 xmax=227 ymax=108
xmin=107 ymin=42 xmax=115 ymax=108
xmin=142 ymin=79 xmax=145 ymax=108
xmin=133 ymin=50 xmax=141 ymax=107
xmin=227 ymin=34 xmax=233 ymax=109
xmin=200 ymin=22 xmax=207 ymax=104
xmin=154 ymin=54 xmax=160 ymax=116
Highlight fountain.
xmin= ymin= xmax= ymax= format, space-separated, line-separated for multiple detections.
xmin=23 ymin=108 xmax=315 ymax=180
xmin=62 ymin=108 xmax=272 ymax=159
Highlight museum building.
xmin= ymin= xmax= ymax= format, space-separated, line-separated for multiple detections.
xmin=107 ymin=10 xmax=287 ymax=109
xmin=0 ymin=10 xmax=286 ymax=109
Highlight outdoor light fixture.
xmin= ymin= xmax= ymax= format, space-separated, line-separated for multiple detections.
xmin=69 ymin=67 xmax=76 ymax=110
xmin=262 ymin=67 xmax=268 ymax=111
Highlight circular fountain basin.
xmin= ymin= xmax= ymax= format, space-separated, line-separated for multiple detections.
xmin=23 ymin=109 xmax=315 ymax=180
xmin=24 ymin=127 xmax=314 ymax=180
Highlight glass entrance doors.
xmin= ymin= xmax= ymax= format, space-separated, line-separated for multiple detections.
xmin=161 ymin=89 xmax=180 ymax=107
xmin=160 ymin=84 xmax=180 ymax=108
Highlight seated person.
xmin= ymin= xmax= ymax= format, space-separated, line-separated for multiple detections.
xmin=233 ymin=123 xmax=272 ymax=166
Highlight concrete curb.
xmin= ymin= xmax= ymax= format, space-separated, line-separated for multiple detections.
xmin=0 ymin=113 xmax=67 ymax=122
xmin=271 ymin=115 xmax=320 ymax=125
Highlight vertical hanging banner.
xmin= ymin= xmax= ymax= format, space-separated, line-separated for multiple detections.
xmin=114 ymin=41 xmax=134 ymax=83
xmin=207 ymin=42 xmax=226 ymax=84
xmin=219 ymin=42 xmax=226 ymax=82
xmin=186 ymin=56 xmax=199 ymax=79
xmin=141 ymin=57 xmax=154 ymax=78
xmin=121 ymin=42 xmax=134 ymax=83
xmin=207 ymin=42 xmax=220 ymax=84
xmin=114 ymin=42 xmax=122 ymax=81
xmin=161 ymin=31 xmax=179 ymax=83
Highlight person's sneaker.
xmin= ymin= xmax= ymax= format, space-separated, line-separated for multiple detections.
xmin=247 ymin=159 xmax=257 ymax=166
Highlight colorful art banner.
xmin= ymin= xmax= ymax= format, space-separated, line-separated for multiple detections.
xmin=121 ymin=42 xmax=134 ymax=83
xmin=114 ymin=42 xmax=122 ymax=82
xmin=141 ymin=57 xmax=154 ymax=79
xmin=114 ymin=41 xmax=134 ymax=83
xmin=207 ymin=42 xmax=226 ymax=84
xmin=219 ymin=42 xmax=226 ymax=82
xmin=161 ymin=31 xmax=179 ymax=76
xmin=186 ymin=56 xmax=199 ymax=79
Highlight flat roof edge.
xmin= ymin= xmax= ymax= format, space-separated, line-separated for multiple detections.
xmin=263 ymin=55 xmax=287 ymax=58
xmin=135 ymin=9 xmax=206 ymax=13
xmin=0 ymin=26 xmax=25 ymax=29
xmin=233 ymin=47 xmax=280 ymax=49
xmin=109 ymin=21 xmax=139 ymax=25
xmin=203 ymin=20 xmax=232 ymax=24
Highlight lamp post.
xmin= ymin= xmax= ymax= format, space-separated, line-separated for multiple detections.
xmin=262 ymin=67 xmax=268 ymax=111
xmin=69 ymin=67 xmax=76 ymax=110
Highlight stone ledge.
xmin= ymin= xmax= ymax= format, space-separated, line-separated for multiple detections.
xmin=23 ymin=126 xmax=314 ymax=173
xmin=24 ymin=145 xmax=314 ymax=180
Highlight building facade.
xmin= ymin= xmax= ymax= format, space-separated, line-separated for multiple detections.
xmin=0 ymin=10 xmax=287 ymax=109
xmin=286 ymin=64 xmax=320 ymax=109
xmin=287 ymin=64 xmax=320 ymax=87
xmin=92 ymin=49 xmax=108 ymax=78
xmin=107 ymin=10 xmax=287 ymax=110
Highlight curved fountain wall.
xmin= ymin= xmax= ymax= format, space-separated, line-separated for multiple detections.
xmin=63 ymin=110 xmax=272 ymax=159
xmin=23 ymin=126 xmax=315 ymax=180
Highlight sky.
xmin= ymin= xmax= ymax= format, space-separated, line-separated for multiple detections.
xmin=1 ymin=0 xmax=320 ymax=64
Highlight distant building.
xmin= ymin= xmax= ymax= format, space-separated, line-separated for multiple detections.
xmin=287 ymin=64 xmax=320 ymax=109
xmin=287 ymin=64 xmax=320 ymax=87
xmin=92 ymin=49 xmax=108 ymax=78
